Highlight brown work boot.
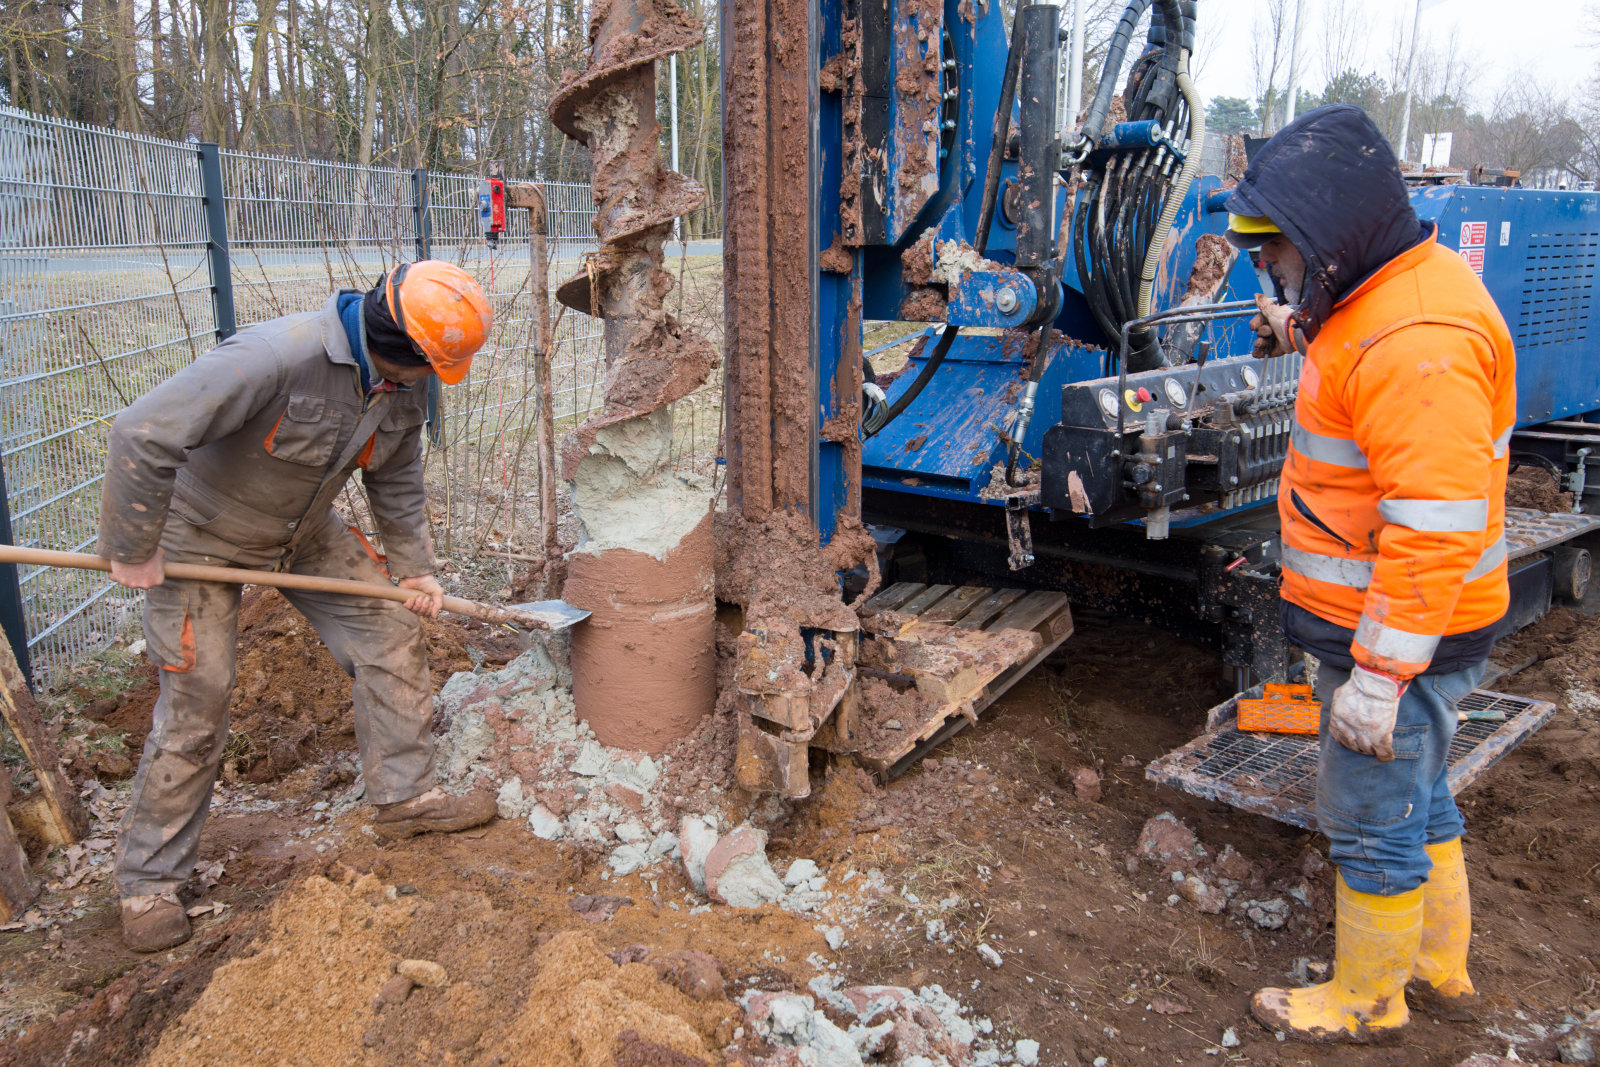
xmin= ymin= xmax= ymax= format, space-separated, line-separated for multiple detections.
xmin=373 ymin=787 xmax=495 ymax=841
xmin=121 ymin=893 xmax=191 ymax=953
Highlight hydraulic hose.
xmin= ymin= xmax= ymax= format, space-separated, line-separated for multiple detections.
xmin=1072 ymin=0 xmax=1151 ymax=162
xmin=1136 ymin=54 xmax=1204 ymax=317
xmin=863 ymin=326 xmax=960 ymax=440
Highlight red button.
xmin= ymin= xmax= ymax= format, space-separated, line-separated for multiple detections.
xmin=1136 ymin=387 xmax=1152 ymax=402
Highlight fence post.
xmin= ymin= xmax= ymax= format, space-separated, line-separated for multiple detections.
xmin=0 ymin=455 xmax=32 ymax=687
xmin=196 ymin=143 xmax=237 ymax=341
xmin=413 ymin=168 xmax=443 ymax=445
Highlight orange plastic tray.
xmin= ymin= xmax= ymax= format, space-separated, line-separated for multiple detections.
xmin=1236 ymin=683 xmax=1320 ymax=735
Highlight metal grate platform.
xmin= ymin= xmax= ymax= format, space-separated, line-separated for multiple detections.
xmin=1145 ymin=689 xmax=1556 ymax=830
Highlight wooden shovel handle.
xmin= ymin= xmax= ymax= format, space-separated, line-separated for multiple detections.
xmin=0 ymin=545 xmax=526 ymax=627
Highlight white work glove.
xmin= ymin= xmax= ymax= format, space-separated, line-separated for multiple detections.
xmin=1329 ymin=664 xmax=1408 ymax=762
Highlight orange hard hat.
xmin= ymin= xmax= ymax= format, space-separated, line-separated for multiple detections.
xmin=385 ymin=260 xmax=493 ymax=385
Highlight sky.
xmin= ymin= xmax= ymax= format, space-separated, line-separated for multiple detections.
xmin=1184 ymin=0 xmax=1596 ymax=111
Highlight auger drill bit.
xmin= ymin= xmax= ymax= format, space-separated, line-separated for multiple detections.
xmin=546 ymin=0 xmax=721 ymax=753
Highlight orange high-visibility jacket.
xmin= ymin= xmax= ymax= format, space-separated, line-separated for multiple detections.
xmin=1278 ymin=230 xmax=1517 ymax=679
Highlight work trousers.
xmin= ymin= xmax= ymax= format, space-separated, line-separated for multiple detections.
xmin=114 ymin=514 xmax=436 ymax=898
xmin=1313 ymin=660 xmax=1483 ymax=896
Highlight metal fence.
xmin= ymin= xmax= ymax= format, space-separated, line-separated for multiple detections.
xmin=0 ymin=105 xmax=605 ymax=683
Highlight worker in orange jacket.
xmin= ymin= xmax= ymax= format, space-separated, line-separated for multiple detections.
xmin=1224 ymin=105 xmax=1515 ymax=1041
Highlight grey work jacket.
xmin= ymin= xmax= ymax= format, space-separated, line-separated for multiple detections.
xmin=97 ymin=292 xmax=432 ymax=577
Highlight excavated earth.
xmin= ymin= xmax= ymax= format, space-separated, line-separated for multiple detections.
xmin=3 ymin=542 xmax=1600 ymax=1064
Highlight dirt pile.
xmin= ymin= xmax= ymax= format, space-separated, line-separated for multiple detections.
xmin=1507 ymin=465 xmax=1574 ymax=512
xmin=78 ymin=589 xmax=518 ymax=786
xmin=142 ymin=870 xmax=734 ymax=1067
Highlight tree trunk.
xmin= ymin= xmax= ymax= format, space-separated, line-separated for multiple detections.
xmin=236 ymin=0 xmax=276 ymax=147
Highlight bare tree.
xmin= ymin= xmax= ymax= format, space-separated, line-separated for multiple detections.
xmin=1319 ymin=0 xmax=1367 ymax=94
xmin=1250 ymin=0 xmax=1292 ymax=134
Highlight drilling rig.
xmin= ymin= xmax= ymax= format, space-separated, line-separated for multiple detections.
xmin=555 ymin=0 xmax=1600 ymax=824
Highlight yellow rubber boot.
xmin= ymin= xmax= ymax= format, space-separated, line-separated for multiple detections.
xmin=1412 ymin=837 xmax=1475 ymax=996
xmin=1251 ymin=873 xmax=1422 ymax=1041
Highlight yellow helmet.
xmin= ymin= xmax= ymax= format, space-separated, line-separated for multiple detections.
xmin=1225 ymin=213 xmax=1282 ymax=250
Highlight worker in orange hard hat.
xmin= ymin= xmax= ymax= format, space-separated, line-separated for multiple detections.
xmin=96 ymin=260 xmax=494 ymax=955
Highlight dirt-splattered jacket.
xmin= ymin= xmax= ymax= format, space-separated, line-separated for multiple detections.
xmin=97 ymin=292 xmax=432 ymax=577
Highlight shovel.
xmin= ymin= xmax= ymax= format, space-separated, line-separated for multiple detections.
xmin=0 ymin=546 xmax=590 ymax=632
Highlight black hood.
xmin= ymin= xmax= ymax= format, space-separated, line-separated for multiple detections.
xmin=1224 ymin=104 xmax=1430 ymax=339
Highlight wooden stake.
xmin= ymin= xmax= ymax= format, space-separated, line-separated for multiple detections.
xmin=0 ymin=769 xmax=40 ymax=922
xmin=0 ymin=636 xmax=89 ymax=846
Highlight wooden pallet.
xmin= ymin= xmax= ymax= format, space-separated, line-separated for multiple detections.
xmin=855 ymin=582 xmax=1073 ymax=775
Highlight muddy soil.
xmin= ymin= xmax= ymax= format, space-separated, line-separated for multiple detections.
xmin=4 ymin=605 xmax=1598 ymax=1065
xmin=1507 ymin=466 xmax=1575 ymax=513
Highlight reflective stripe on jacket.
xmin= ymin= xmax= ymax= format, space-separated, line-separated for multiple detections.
xmin=1278 ymin=229 xmax=1517 ymax=679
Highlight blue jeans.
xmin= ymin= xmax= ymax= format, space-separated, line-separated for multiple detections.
xmin=1313 ymin=660 xmax=1484 ymax=896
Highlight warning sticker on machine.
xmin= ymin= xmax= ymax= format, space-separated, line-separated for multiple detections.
xmin=1460 ymin=221 xmax=1488 ymax=247
xmin=1462 ymin=247 xmax=1485 ymax=274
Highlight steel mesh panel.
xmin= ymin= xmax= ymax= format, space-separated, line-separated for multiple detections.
xmin=1148 ymin=689 xmax=1555 ymax=830
xmin=0 ymin=106 xmax=605 ymax=682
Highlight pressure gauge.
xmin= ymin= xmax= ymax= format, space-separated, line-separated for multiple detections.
xmin=1098 ymin=388 xmax=1120 ymax=418
xmin=1163 ymin=378 xmax=1187 ymax=407
xmin=1242 ymin=366 xmax=1260 ymax=388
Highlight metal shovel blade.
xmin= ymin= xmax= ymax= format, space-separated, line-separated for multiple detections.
xmin=506 ymin=600 xmax=591 ymax=631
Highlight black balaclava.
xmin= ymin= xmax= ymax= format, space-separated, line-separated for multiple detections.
xmin=1224 ymin=104 xmax=1430 ymax=341
xmin=362 ymin=276 xmax=431 ymax=367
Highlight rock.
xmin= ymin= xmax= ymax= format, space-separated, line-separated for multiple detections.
xmin=1211 ymin=844 xmax=1256 ymax=884
xmin=1240 ymin=897 xmax=1291 ymax=930
xmin=704 ymin=826 xmax=787 ymax=908
xmin=826 ymin=985 xmax=973 ymax=1064
xmin=1455 ymin=1058 xmax=1519 ymax=1067
xmin=610 ymin=754 xmax=659 ymax=792
xmin=817 ymin=924 xmax=845 ymax=950
xmin=603 ymin=782 xmax=645 ymax=812
xmin=374 ymin=975 xmax=413 ymax=1008
xmin=1178 ymin=875 xmax=1227 ymax=914
xmin=650 ymin=948 xmax=725 ymax=1001
xmin=1016 ymin=1038 xmax=1040 ymax=1065
xmin=1297 ymin=847 xmax=1328 ymax=878
xmin=614 ymin=820 xmax=649 ymax=845
xmin=1072 ymin=767 xmax=1102 ymax=803
xmin=783 ymin=859 xmax=820 ymax=887
xmin=1221 ymin=1027 xmax=1241 ymax=1048
xmin=495 ymin=776 xmax=526 ymax=820
xmin=925 ymin=918 xmax=951 ymax=943
xmin=396 ymin=959 xmax=448 ymax=988
xmin=569 ymin=894 xmax=632 ymax=923
xmin=1561 ymin=1032 xmax=1596 ymax=1064
xmin=609 ymin=844 xmax=649 ymax=876
xmin=528 ymin=803 xmax=566 ymax=840
xmin=647 ymin=831 xmax=679 ymax=860
xmin=570 ymin=740 xmax=611 ymax=777
xmin=1136 ymin=812 xmax=1208 ymax=875
xmin=440 ymin=709 xmax=497 ymax=782
xmin=679 ymin=815 xmax=720 ymax=893
xmin=977 ymin=943 xmax=1003 ymax=968
xmin=741 ymin=991 xmax=864 ymax=1067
